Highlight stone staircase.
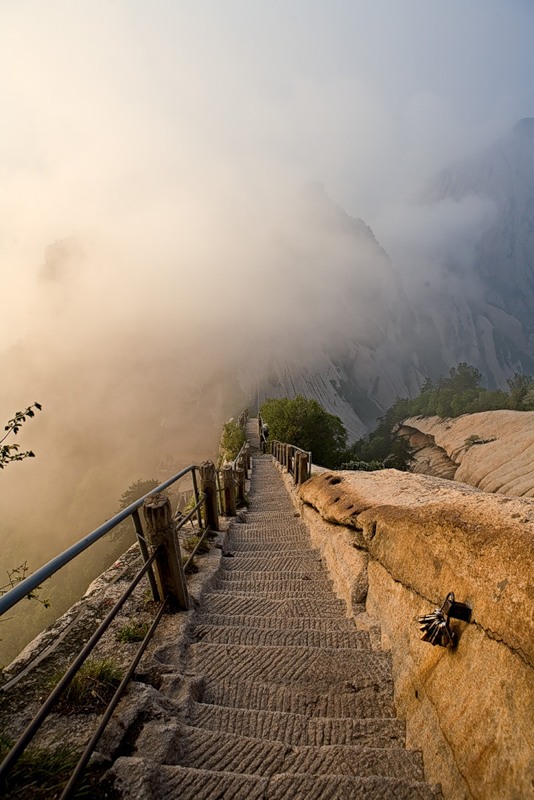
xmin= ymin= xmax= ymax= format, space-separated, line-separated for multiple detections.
xmin=108 ymin=431 xmax=441 ymax=798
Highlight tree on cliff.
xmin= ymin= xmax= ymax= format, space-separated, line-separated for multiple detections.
xmin=0 ymin=403 xmax=42 ymax=470
xmin=1 ymin=403 xmax=48 ymax=605
xmin=260 ymin=396 xmax=347 ymax=468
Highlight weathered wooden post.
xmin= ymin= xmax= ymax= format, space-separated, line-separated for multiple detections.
xmin=222 ymin=464 xmax=237 ymax=516
xmin=244 ymin=444 xmax=251 ymax=476
xmin=296 ymin=452 xmax=309 ymax=486
xmin=143 ymin=493 xmax=189 ymax=611
xmin=200 ymin=460 xmax=219 ymax=532
xmin=236 ymin=460 xmax=246 ymax=506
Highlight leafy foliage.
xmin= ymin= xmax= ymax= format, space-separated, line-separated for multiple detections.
xmin=118 ymin=478 xmax=160 ymax=510
xmin=260 ymin=396 xmax=347 ymax=469
xmin=0 ymin=402 xmax=42 ymax=470
xmin=344 ymin=363 xmax=534 ymax=472
xmin=0 ymin=562 xmax=50 ymax=607
xmin=219 ymin=419 xmax=246 ymax=463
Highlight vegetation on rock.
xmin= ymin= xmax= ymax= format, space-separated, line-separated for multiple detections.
xmin=260 ymin=395 xmax=348 ymax=469
xmin=0 ymin=403 xmax=42 ymax=471
xmin=219 ymin=419 xmax=246 ymax=464
xmin=345 ymin=363 xmax=534 ymax=471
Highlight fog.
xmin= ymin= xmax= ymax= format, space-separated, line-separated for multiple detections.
xmin=1 ymin=1 xmax=532 ymax=662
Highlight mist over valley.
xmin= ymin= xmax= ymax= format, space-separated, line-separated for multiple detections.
xmin=1 ymin=1 xmax=533 ymax=664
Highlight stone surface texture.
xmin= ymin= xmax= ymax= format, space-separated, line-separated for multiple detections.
xmin=103 ymin=421 xmax=441 ymax=799
xmin=296 ymin=466 xmax=534 ymax=800
xmin=400 ymin=410 xmax=534 ymax=496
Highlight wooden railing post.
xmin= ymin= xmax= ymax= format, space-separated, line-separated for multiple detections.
xmin=244 ymin=444 xmax=251 ymax=476
xmin=143 ymin=493 xmax=189 ymax=611
xmin=295 ymin=452 xmax=309 ymax=486
xmin=200 ymin=460 xmax=219 ymax=532
xmin=236 ymin=461 xmax=246 ymax=506
xmin=222 ymin=464 xmax=237 ymax=516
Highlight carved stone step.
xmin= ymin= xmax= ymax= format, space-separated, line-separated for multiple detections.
xmin=198 ymin=593 xmax=348 ymax=618
xmin=196 ymin=675 xmax=395 ymax=719
xmin=132 ymin=722 xmax=425 ymax=781
xmin=187 ymin=623 xmax=371 ymax=650
xmin=187 ymin=702 xmax=404 ymax=747
xmin=220 ymin=554 xmax=325 ymax=572
xmin=193 ymin=612 xmax=364 ymax=633
xmin=110 ymin=759 xmax=442 ymax=800
xmin=188 ymin=642 xmax=392 ymax=688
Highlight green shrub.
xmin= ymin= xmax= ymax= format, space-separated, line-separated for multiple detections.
xmin=219 ymin=419 xmax=246 ymax=463
xmin=182 ymin=535 xmax=210 ymax=554
xmin=116 ymin=621 xmax=149 ymax=643
xmin=52 ymin=657 xmax=123 ymax=714
xmin=0 ymin=733 xmax=93 ymax=799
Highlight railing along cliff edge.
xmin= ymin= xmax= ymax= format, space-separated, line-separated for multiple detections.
xmin=259 ymin=415 xmax=312 ymax=484
xmin=0 ymin=411 xmax=251 ymax=798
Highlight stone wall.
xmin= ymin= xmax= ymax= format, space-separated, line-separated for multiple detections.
xmin=279 ymin=466 xmax=534 ymax=800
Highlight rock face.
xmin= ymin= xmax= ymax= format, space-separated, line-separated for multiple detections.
xmin=400 ymin=410 xmax=534 ymax=496
xmin=296 ymin=468 xmax=534 ymax=800
xmin=252 ymin=121 xmax=534 ymax=436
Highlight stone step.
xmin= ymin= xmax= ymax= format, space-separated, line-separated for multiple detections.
xmin=197 ymin=675 xmax=395 ymax=718
xmin=217 ymin=568 xmax=332 ymax=586
xmin=193 ymin=613 xmax=363 ymax=633
xmin=220 ymin=554 xmax=325 ymax=572
xmin=212 ymin=577 xmax=333 ymax=595
xmin=206 ymin=586 xmax=334 ymax=600
xmin=238 ymin=511 xmax=302 ymax=522
xmin=187 ymin=623 xmax=371 ymax=650
xmin=220 ymin=553 xmax=325 ymax=573
xmin=110 ymin=759 xmax=442 ymax=800
xmin=222 ymin=539 xmax=312 ymax=552
xmin=226 ymin=527 xmax=309 ymax=543
xmin=134 ymin=723 xmax=425 ymax=781
xmin=188 ymin=702 xmax=404 ymax=747
xmin=198 ymin=594 xmax=347 ymax=618
xmin=189 ymin=642 xmax=392 ymax=688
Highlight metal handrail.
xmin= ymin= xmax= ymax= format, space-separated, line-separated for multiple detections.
xmin=0 ymin=416 xmax=252 ymax=795
xmin=0 ymin=463 xmax=213 ymax=795
xmin=0 ymin=464 xmax=197 ymax=617
xmin=60 ymin=594 xmax=170 ymax=799
xmin=0 ymin=548 xmax=161 ymax=785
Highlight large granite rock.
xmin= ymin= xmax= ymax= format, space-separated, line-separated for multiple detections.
xmin=297 ymin=468 xmax=534 ymax=800
xmin=400 ymin=410 xmax=534 ymax=496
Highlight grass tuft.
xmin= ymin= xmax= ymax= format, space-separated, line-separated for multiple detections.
xmin=0 ymin=733 xmax=95 ymax=799
xmin=52 ymin=657 xmax=123 ymax=714
xmin=116 ymin=621 xmax=149 ymax=643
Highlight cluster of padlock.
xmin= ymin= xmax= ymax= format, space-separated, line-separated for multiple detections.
xmin=417 ymin=591 xmax=472 ymax=648
xmin=418 ymin=607 xmax=456 ymax=647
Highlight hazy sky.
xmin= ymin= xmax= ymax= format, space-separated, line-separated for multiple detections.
xmin=2 ymin=1 xmax=533 ymax=662
xmin=0 ymin=1 xmax=532 ymax=334
xmin=1 ymin=0 xmax=533 ymax=450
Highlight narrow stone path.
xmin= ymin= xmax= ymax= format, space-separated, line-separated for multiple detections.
xmin=108 ymin=422 xmax=441 ymax=798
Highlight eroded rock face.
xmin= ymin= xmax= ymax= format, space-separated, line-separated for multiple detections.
xmin=400 ymin=410 xmax=534 ymax=496
xmin=298 ymin=468 xmax=534 ymax=800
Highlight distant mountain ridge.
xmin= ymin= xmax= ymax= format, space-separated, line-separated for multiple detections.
xmin=252 ymin=121 xmax=534 ymax=439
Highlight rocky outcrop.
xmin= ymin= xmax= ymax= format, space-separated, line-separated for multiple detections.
xmin=400 ymin=410 xmax=534 ymax=496
xmin=293 ymin=468 xmax=534 ymax=800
